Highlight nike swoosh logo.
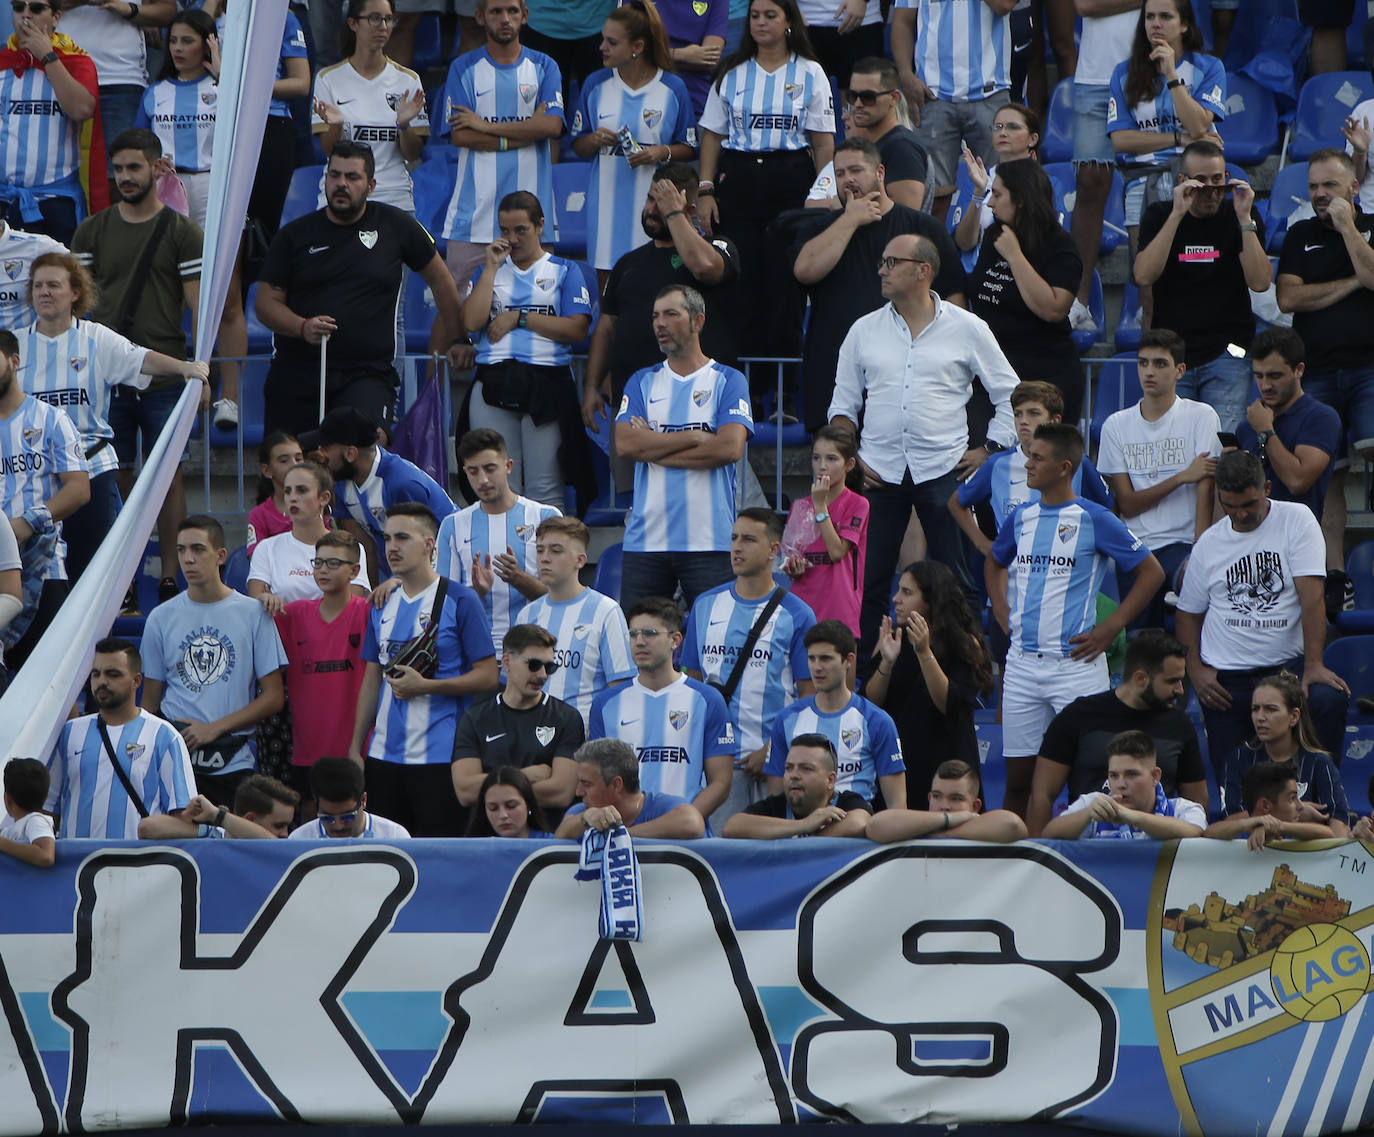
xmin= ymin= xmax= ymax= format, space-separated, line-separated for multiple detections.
xmin=1305 ymin=243 xmax=1323 ymax=252
xmin=648 ymin=395 xmax=668 ymax=404
xmin=619 ymin=718 xmax=638 ymax=726
xmin=475 ymin=88 xmax=493 ymax=98
xmin=309 ymin=245 xmax=329 ymax=254
xmin=708 ymin=618 xmax=727 ymax=627
xmin=484 ymin=732 xmax=506 ymax=742
xmin=336 ymin=98 xmax=353 ymax=105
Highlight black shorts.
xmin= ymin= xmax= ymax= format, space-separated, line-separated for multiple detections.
xmin=1298 ymin=0 xmax=1354 ymax=28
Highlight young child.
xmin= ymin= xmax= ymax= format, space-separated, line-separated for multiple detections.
xmin=247 ymin=432 xmax=305 ymax=556
xmin=0 ymin=759 xmax=56 ymax=867
xmin=783 ymin=424 xmax=869 ymax=634
xmin=1042 ymin=730 xmax=1206 ymax=840
xmin=1208 ymin=761 xmax=1338 ymax=851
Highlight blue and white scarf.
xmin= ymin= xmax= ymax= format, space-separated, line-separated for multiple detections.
xmin=1088 ymin=782 xmax=1176 ymax=840
xmin=575 ymin=824 xmax=644 ymax=941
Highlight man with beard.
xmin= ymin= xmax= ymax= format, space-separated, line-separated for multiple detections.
xmin=722 ymin=735 xmax=871 ymax=839
xmin=792 ymin=137 xmax=964 ymax=433
xmin=72 ymin=129 xmax=201 ymax=604
xmin=306 ymin=405 xmax=454 ymax=583
xmin=1133 ymin=141 xmax=1271 ymax=435
xmin=47 ymin=637 xmax=196 ymax=839
xmin=255 ymin=140 xmax=464 ymax=437
xmin=1026 ymin=631 xmax=1209 ymax=837
xmin=582 ymin=161 xmax=739 ymax=486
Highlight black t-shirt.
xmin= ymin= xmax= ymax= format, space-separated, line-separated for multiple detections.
xmin=451 ymin=690 xmax=586 ymax=770
xmin=792 ymin=203 xmax=967 ymax=429
xmin=1277 ymin=212 xmax=1374 ymax=374
xmin=744 ymin=790 xmax=871 ymax=818
xmin=259 ymin=201 xmax=436 ymax=370
xmin=600 ymin=236 xmax=741 ymax=394
xmin=1138 ymin=200 xmax=1262 ymax=366
xmin=1038 ymin=688 xmax=1207 ymax=800
xmin=873 ymin=124 xmax=929 ymax=189
xmin=969 ymin=224 xmax=1082 ymax=384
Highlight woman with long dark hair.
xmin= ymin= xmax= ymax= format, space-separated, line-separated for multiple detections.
xmin=1107 ymin=0 xmax=1224 ymax=239
xmin=954 ymin=102 xmax=1040 ymax=254
xmin=1224 ymin=671 xmax=1350 ymax=834
xmin=864 ymin=561 xmax=993 ymax=807
xmin=466 ymin=766 xmax=555 ymax=838
xmin=969 ymin=157 xmax=1084 ymax=423
xmin=697 ymin=0 xmax=832 ymax=376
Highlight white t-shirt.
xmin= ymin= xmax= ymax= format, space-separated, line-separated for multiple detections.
xmin=1076 ymin=11 xmax=1137 ymax=87
xmin=1096 ymin=396 xmax=1222 ymax=547
xmin=1062 ymin=791 xmax=1207 ymax=835
xmin=1346 ymin=97 xmax=1374 ymax=213
xmin=286 ymin=812 xmax=411 ymax=839
xmin=311 ymin=58 xmax=429 ymax=213
xmin=0 ymin=810 xmax=54 ymax=844
xmin=57 ymin=7 xmax=147 ymax=86
xmin=1176 ymin=500 xmax=1325 ymax=670
xmin=796 ymin=0 xmax=882 ymax=27
xmin=247 ymin=531 xmax=372 ymax=605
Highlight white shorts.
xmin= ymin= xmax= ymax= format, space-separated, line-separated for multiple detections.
xmin=1001 ymin=647 xmax=1109 ymax=758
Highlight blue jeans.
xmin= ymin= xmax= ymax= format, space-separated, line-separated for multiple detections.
xmin=1200 ymin=655 xmax=1349 ymax=782
xmin=109 ymin=385 xmax=189 ymax=467
xmin=1303 ymin=365 xmax=1374 ymax=453
xmin=63 ymin=469 xmax=121 ymax=583
xmin=620 ymin=550 xmax=732 ymax=612
xmin=1179 ymin=351 xmax=1253 ymax=435
xmin=860 ymin=467 xmax=973 ymax=665
xmin=1119 ymin=540 xmax=1191 ymax=632
xmin=99 ymin=85 xmax=144 ymax=176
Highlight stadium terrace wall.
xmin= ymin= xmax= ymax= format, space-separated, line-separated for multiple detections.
xmin=1 ymin=836 xmax=1372 ymax=1134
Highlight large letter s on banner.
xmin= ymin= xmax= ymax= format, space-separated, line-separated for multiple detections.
xmin=791 ymin=844 xmax=1120 ymax=1124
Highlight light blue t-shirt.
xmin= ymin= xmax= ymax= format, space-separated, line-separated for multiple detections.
xmin=136 ymin=75 xmax=217 ymax=173
xmin=141 ymin=591 xmax=290 ymax=775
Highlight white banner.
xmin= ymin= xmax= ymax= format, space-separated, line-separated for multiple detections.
xmin=0 ymin=1 xmax=288 ymax=766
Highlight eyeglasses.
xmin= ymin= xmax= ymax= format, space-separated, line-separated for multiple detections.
xmin=317 ymin=808 xmax=360 ymax=826
xmin=359 ymin=12 xmax=396 ymax=26
xmin=627 ymin=628 xmax=666 ymax=640
xmin=879 ymin=255 xmax=926 ymax=270
xmin=310 ymin=557 xmax=358 ymax=570
xmin=842 ymin=87 xmax=896 ymax=106
xmin=518 ymin=656 xmax=561 ymax=674
xmin=12 ymin=2 xmax=53 ymax=14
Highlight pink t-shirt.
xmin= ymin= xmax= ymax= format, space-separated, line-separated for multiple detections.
xmin=275 ymin=595 xmax=370 ymax=767
xmin=246 ymin=498 xmax=291 ymax=557
xmin=786 ymin=487 xmax=868 ymax=633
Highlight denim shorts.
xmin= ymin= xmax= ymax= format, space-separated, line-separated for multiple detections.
xmin=109 ymin=384 xmax=190 ymax=468
xmin=1303 ymin=365 xmax=1374 ymax=455
xmin=1072 ymin=83 xmax=1115 ymax=165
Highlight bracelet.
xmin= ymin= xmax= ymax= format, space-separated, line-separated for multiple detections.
xmin=124 ymin=0 xmax=140 ymax=20
xmin=698 ymin=179 xmax=714 ymax=190
xmin=1166 ymin=77 xmax=1185 ymax=89
xmin=664 ymin=209 xmax=685 ymax=220
xmin=299 ymin=317 xmax=309 ymax=339
xmin=213 ymin=805 xmax=228 ymax=829
xmin=876 ymin=665 xmax=891 ymax=678
xmin=1356 ymin=149 xmax=1369 ymax=158
xmin=697 ymin=186 xmax=715 ymax=197
xmin=942 ymin=811 xmax=950 ymax=831
xmin=1173 ymin=130 xmax=1180 ymax=147
xmin=499 ymin=136 xmax=508 ymax=152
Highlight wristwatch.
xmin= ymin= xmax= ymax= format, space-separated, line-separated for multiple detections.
xmin=1166 ymin=77 xmax=1185 ymax=89
xmin=1257 ymin=429 xmax=1275 ymax=454
xmin=813 ymin=511 xmax=829 ymax=525
xmin=124 ymin=1 xmax=140 ymax=20
xmin=41 ymin=51 xmax=58 ymax=65
xmin=517 ymin=310 xmax=529 ymax=329
xmin=1239 ymin=221 xmax=1258 ymax=232
xmin=983 ymin=439 xmax=1006 ymax=454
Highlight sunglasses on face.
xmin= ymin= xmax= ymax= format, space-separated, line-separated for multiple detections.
xmin=841 ymin=87 xmax=895 ymax=106
xmin=12 ymin=2 xmax=53 ymax=15
xmin=517 ymin=656 xmax=561 ymax=674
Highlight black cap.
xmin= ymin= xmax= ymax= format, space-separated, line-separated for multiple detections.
xmin=300 ymin=406 xmax=378 ymax=450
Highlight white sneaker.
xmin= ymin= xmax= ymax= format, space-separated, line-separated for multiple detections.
xmin=1069 ymin=298 xmax=1097 ymax=331
xmin=212 ymin=398 xmax=239 ymax=429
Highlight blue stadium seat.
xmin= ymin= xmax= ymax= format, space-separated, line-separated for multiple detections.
xmin=593 ymin=541 xmax=623 ymax=601
xmin=1351 ymin=3 xmax=1371 ymax=69
xmin=281 ymin=164 xmax=323 ymax=226
xmin=567 ymin=259 xmax=600 ymax=353
xmin=403 ymin=271 xmax=437 ymax=355
xmin=583 ymin=420 xmax=632 ymax=527
xmin=1219 ymin=72 xmax=1279 ymax=165
xmin=412 ymin=13 xmax=441 ymax=74
xmin=1324 ymin=636 xmax=1374 ymax=702
xmin=208 ymin=358 xmax=267 ymax=449
xmin=1337 ymin=541 xmax=1374 ymax=631
xmin=1040 ymin=78 xmax=1075 ymax=164
xmin=551 ymin=162 xmax=590 ymax=259
xmin=1263 ymin=161 xmax=1310 ymax=254
xmin=243 ymin=282 xmax=273 ymax=354
xmin=1043 ymin=161 xmax=1125 ymax=254
xmin=1290 ymin=72 xmax=1374 ymax=161
xmin=1089 ymin=352 xmax=1142 ymax=449
xmin=223 ymin=545 xmax=250 ymax=594
xmin=1072 ymin=269 xmax=1104 ymax=353
xmin=412 ymin=151 xmax=456 ymax=239
xmin=1115 ymin=278 xmax=1142 ymax=353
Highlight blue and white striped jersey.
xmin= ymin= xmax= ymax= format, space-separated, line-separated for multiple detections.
xmin=894 ymin=0 xmax=1010 ymax=102
xmin=0 ymin=65 xmax=82 ymax=187
xmin=362 ymin=575 xmax=495 ymax=765
xmin=589 ymin=674 xmax=734 ymax=800
xmin=957 ymin=446 xmax=1113 ymax=528
xmin=0 ymin=392 xmax=85 ymax=582
xmin=441 ymin=47 xmax=564 ymax=243
xmin=766 ymin=693 xmax=905 ymax=802
xmin=699 ymin=54 xmax=833 ymax=151
xmin=1107 ymin=54 xmax=1226 ymax=168
xmin=17 ymin=318 xmax=150 ymax=477
xmin=571 ymin=67 xmax=694 ymax=270
xmin=135 ymin=75 xmax=216 ymax=173
xmin=517 ymin=585 xmax=635 ymax=725
xmin=332 ymin=447 xmax=457 ymax=551
xmin=471 ymin=252 xmax=593 ymax=366
xmin=436 ymin=495 xmax=560 ymax=655
xmin=990 ymin=497 xmax=1150 ymax=657
xmin=0 ymin=224 xmax=65 ymax=329
xmin=46 ymin=710 xmax=196 ymax=838
xmin=680 ymin=583 xmax=816 ymax=760
xmin=141 ymin=591 xmax=290 ymax=775
xmin=617 ymin=359 xmax=754 ymax=553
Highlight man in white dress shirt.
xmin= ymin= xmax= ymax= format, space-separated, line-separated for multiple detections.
xmin=828 ymin=232 xmax=1019 ymax=663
